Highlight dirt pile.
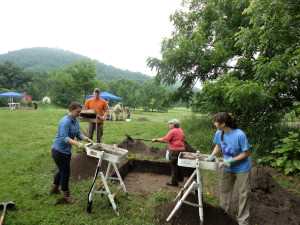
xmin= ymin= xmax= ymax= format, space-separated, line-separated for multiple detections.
xmin=70 ymin=152 xmax=107 ymax=181
xmin=118 ymin=137 xmax=196 ymax=159
xmin=155 ymin=194 xmax=238 ymax=225
xmin=118 ymin=138 xmax=165 ymax=159
xmin=249 ymin=167 xmax=300 ymax=225
xmin=214 ymin=166 xmax=300 ymax=225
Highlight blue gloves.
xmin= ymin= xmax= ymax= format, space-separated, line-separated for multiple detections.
xmin=206 ymin=154 xmax=216 ymax=162
xmin=223 ymin=157 xmax=236 ymax=167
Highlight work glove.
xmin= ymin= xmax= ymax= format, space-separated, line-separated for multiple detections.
xmin=223 ymin=157 xmax=235 ymax=167
xmin=206 ymin=154 xmax=216 ymax=162
xmin=87 ymin=138 xmax=94 ymax=143
xmin=83 ymin=136 xmax=93 ymax=143
xmin=77 ymin=142 xmax=85 ymax=150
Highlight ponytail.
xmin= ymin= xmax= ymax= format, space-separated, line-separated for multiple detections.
xmin=214 ymin=112 xmax=237 ymax=142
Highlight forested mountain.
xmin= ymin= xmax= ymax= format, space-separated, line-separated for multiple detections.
xmin=0 ymin=47 xmax=150 ymax=82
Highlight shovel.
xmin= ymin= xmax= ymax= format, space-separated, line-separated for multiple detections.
xmin=0 ymin=201 xmax=16 ymax=225
xmin=125 ymin=134 xmax=152 ymax=142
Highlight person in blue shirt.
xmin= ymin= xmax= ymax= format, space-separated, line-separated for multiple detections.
xmin=50 ymin=102 xmax=92 ymax=204
xmin=207 ymin=112 xmax=251 ymax=225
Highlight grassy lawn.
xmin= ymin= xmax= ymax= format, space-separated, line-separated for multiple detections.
xmin=0 ymin=107 xmax=200 ymax=225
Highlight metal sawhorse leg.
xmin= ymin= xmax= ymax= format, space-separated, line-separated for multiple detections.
xmin=87 ymin=151 xmax=127 ymax=215
xmin=166 ymin=158 xmax=204 ymax=225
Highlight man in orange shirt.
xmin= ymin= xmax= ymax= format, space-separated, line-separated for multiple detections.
xmin=84 ymin=88 xmax=108 ymax=143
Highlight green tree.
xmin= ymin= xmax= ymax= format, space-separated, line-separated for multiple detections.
xmin=0 ymin=61 xmax=32 ymax=90
xmin=235 ymin=0 xmax=300 ymax=105
xmin=65 ymin=60 xmax=97 ymax=101
xmin=140 ymin=80 xmax=171 ymax=111
xmin=147 ymin=0 xmax=300 ymax=153
xmin=49 ymin=71 xmax=78 ymax=106
xmin=148 ymin=0 xmax=299 ymax=105
xmin=49 ymin=60 xmax=98 ymax=106
xmin=23 ymin=72 xmax=50 ymax=100
xmin=108 ymin=79 xmax=142 ymax=108
xmin=147 ymin=0 xmax=250 ymax=91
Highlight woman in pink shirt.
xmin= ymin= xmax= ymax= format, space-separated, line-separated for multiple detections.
xmin=152 ymin=119 xmax=185 ymax=186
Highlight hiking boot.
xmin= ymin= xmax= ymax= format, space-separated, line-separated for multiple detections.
xmin=178 ymin=176 xmax=184 ymax=182
xmin=49 ymin=184 xmax=61 ymax=195
xmin=166 ymin=182 xmax=178 ymax=187
xmin=63 ymin=191 xmax=75 ymax=204
xmin=56 ymin=191 xmax=75 ymax=204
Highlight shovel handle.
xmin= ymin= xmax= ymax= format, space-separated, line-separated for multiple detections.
xmin=136 ymin=138 xmax=152 ymax=142
xmin=0 ymin=211 xmax=5 ymax=225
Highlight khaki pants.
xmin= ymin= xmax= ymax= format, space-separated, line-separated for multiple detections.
xmin=220 ymin=171 xmax=250 ymax=225
xmin=88 ymin=122 xmax=103 ymax=143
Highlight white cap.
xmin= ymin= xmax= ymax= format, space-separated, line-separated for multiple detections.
xmin=168 ymin=118 xmax=180 ymax=125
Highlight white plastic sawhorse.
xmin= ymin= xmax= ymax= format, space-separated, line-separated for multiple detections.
xmin=87 ymin=151 xmax=127 ymax=215
xmin=166 ymin=157 xmax=204 ymax=225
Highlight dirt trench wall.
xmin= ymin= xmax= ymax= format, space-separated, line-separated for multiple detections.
xmin=118 ymin=159 xmax=194 ymax=178
xmin=214 ymin=167 xmax=300 ymax=225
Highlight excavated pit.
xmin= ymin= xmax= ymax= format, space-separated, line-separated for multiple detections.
xmin=120 ymin=160 xmax=238 ymax=225
xmin=70 ymin=139 xmax=300 ymax=225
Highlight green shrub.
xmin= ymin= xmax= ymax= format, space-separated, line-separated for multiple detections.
xmin=182 ymin=114 xmax=215 ymax=153
xmin=0 ymin=88 xmax=10 ymax=107
xmin=259 ymin=131 xmax=300 ymax=175
xmin=283 ymin=102 xmax=300 ymax=122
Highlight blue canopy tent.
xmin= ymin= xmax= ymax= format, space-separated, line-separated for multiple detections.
xmin=86 ymin=91 xmax=122 ymax=102
xmin=0 ymin=91 xmax=24 ymax=98
xmin=0 ymin=91 xmax=24 ymax=110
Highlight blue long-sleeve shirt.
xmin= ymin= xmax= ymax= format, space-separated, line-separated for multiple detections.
xmin=52 ymin=115 xmax=83 ymax=155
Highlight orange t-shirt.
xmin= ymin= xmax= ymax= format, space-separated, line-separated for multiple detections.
xmin=84 ymin=97 xmax=108 ymax=117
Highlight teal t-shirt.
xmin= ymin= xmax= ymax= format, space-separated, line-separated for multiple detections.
xmin=213 ymin=129 xmax=251 ymax=173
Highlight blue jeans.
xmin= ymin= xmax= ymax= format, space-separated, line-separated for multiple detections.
xmin=52 ymin=149 xmax=71 ymax=192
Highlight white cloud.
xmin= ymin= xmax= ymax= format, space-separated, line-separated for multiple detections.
xmin=0 ymin=0 xmax=182 ymax=75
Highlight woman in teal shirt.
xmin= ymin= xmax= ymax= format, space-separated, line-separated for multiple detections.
xmin=207 ymin=112 xmax=251 ymax=225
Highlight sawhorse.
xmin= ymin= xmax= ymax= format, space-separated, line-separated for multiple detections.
xmin=166 ymin=157 xmax=204 ymax=225
xmin=87 ymin=151 xmax=127 ymax=215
